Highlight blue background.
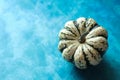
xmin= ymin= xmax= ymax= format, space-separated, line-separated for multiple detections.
xmin=0 ymin=0 xmax=120 ymax=80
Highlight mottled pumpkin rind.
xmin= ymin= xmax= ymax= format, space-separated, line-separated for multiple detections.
xmin=58 ymin=17 xmax=108 ymax=69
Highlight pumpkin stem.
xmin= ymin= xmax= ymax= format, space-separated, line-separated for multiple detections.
xmin=79 ymin=24 xmax=94 ymax=43
xmin=79 ymin=26 xmax=91 ymax=43
xmin=79 ymin=31 xmax=89 ymax=43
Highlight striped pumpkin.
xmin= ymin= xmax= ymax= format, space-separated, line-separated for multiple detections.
xmin=58 ymin=17 xmax=108 ymax=69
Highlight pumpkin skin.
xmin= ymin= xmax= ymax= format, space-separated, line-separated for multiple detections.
xmin=58 ymin=17 xmax=108 ymax=69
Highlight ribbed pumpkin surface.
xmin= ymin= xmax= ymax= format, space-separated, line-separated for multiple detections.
xmin=58 ymin=17 xmax=108 ymax=69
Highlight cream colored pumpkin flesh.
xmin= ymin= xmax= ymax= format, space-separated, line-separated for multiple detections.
xmin=58 ymin=17 xmax=108 ymax=69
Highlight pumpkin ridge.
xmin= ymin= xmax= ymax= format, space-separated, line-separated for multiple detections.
xmin=59 ymin=44 xmax=67 ymax=53
xmin=70 ymin=44 xmax=80 ymax=62
xmin=86 ymin=45 xmax=97 ymax=60
xmin=86 ymin=35 xmax=108 ymax=39
xmin=60 ymin=32 xmax=76 ymax=40
xmin=84 ymin=44 xmax=97 ymax=65
xmin=60 ymin=31 xmax=76 ymax=37
xmin=59 ymin=29 xmax=77 ymax=38
xmin=85 ymin=18 xmax=97 ymax=29
xmin=76 ymin=17 xmax=86 ymax=35
xmin=86 ymin=36 xmax=108 ymax=51
xmin=86 ymin=27 xmax=108 ymax=39
xmin=73 ymin=20 xmax=81 ymax=36
xmin=82 ymin=45 xmax=90 ymax=67
xmin=85 ymin=44 xmax=101 ymax=65
xmin=86 ymin=42 xmax=103 ymax=57
xmin=74 ymin=45 xmax=87 ymax=69
xmin=68 ymin=43 xmax=79 ymax=62
xmin=65 ymin=26 xmax=77 ymax=36
xmin=58 ymin=40 xmax=77 ymax=53
xmin=63 ymin=43 xmax=79 ymax=61
xmin=88 ymin=24 xmax=99 ymax=32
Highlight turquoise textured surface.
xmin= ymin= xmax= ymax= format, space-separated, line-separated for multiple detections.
xmin=0 ymin=0 xmax=120 ymax=80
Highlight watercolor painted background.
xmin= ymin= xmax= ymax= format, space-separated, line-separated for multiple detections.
xmin=0 ymin=0 xmax=120 ymax=80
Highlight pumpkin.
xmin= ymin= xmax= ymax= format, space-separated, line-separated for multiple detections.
xmin=58 ymin=17 xmax=108 ymax=69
